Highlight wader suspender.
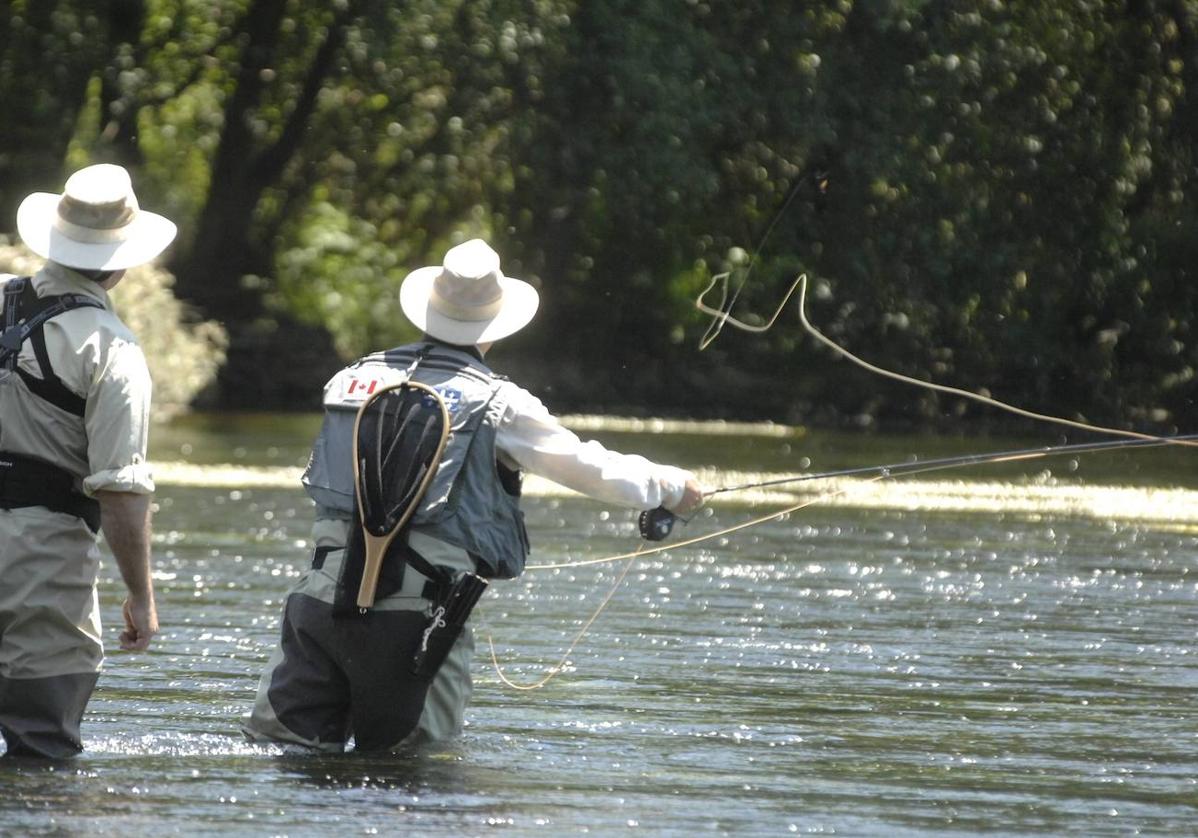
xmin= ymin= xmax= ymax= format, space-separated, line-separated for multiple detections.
xmin=0 ymin=277 xmax=105 ymax=532
xmin=1 ymin=277 xmax=105 ymax=416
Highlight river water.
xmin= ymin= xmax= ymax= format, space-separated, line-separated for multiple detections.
xmin=1 ymin=415 xmax=1195 ymax=836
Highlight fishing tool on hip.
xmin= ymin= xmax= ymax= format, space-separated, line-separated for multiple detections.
xmin=347 ymin=376 xmax=450 ymax=612
xmin=410 ymin=569 xmax=488 ymax=680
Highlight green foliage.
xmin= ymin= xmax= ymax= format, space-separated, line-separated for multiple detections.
xmin=1 ymin=0 xmax=1196 ymax=429
xmin=0 ymin=240 xmax=227 ymax=419
xmin=271 ymin=201 xmax=424 ymax=356
xmin=812 ymin=1 xmax=1198 ymax=430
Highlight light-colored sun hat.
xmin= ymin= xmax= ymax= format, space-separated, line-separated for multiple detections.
xmin=16 ymin=163 xmax=177 ymax=271
xmin=399 ymin=238 xmax=539 ymax=345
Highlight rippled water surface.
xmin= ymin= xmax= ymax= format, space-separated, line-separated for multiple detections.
xmin=2 ymin=416 xmax=1196 ymax=836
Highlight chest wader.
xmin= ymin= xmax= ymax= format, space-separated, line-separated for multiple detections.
xmin=0 ymin=278 xmax=107 ymax=757
xmin=245 ymin=346 xmax=503 ymax=752
xmin=337 ymin=372 xmax=489 ymax=684
xmin=0 ymin=277 xmax=103 ymax=531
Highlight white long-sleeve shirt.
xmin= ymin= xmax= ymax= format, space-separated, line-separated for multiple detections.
xmin=495 ymin=385 xmax=694 ymax=511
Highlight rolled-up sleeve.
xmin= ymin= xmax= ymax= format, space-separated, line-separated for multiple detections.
xmin=82 ymin=337 xmax=155 ymax=496
xmin=496 ymin=386 xmax=692 ymax=510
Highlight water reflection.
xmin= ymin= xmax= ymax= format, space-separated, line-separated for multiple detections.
xmin=2 ymin=418 xmax=1196 ymax=834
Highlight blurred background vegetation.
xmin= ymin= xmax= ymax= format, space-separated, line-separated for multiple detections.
xmin=1 ymin=0 xmax=1195 ymax=434
xmin=0 ymin=239 xmax=227 ymax=419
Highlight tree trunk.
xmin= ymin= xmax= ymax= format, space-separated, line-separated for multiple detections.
xmin=97 ymin=0 xmax=148 ymax=170
xmin=171 ymin=0 xmax=286 ymax=317
xmin=170 ymin=0 xmax=371 ymax=407
xmin=0 ymin=1 xmax=107 ymax=217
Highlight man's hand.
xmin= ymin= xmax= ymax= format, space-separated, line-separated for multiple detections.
xmin=668 ymin=478 xmax=705 ymax=518
xmin=120 ymin=594 xmax=158 ymax=651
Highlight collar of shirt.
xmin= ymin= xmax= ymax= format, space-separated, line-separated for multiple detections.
xmin=420 ymin=336 xmax=488 ymax=366
xmin=35 ymin=262 xmax=114 ymax=310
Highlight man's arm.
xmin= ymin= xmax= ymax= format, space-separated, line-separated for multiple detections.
xmin=499 ymin=389 xmax=705 ymax=514
xmin=95 ymin=490 xmax=158 ymax=651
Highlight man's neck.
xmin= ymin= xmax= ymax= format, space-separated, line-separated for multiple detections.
xmin=421 ymin=335 xmax=486 ymax=362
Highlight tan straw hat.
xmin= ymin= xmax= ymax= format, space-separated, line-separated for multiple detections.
xmin=16 ymin=163 xmax=177 ymax=271
xmin=399 ymin=239 xmax=539 ymax=344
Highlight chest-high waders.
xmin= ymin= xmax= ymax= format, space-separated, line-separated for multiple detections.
xmin=0 ymin=277 xmax=107 ymax=758
xmin=0 ymin=277 xmax=103 ymax=532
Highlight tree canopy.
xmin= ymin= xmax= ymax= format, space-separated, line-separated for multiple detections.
xmin=1 ymin=0 xmax=1195 ymax=432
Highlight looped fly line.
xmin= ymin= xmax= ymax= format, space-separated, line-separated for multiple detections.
xmin=698 ymin=272 xmax=1198 ymax=449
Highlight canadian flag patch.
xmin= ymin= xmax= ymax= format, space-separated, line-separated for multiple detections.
xmin=344 ymin=376 xmax=380 ymax=397
xmin=329 ymin=373 xmax=383 ymax=405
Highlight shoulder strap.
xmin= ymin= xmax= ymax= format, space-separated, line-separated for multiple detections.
xmin=0 ymin=277 xmax=31 ymax=369
xmin=0 ymin=277 xmax=106 ymax=416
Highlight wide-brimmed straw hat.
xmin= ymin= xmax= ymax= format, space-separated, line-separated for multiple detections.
xmin=399 ymin=239 xmax=539 ymax=345
xmin=17 ymin=163 xmax=177 ymax=271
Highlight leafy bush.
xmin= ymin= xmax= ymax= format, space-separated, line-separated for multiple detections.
xmin=0 ymin=239 xmax=226 ymax=419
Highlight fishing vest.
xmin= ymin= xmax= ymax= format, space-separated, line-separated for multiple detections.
xmin=303 ymin=342 xmax=531 ymax=579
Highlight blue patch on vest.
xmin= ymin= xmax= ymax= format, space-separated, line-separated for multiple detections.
xmin=430 ymin=386 xmax=462 ymax=414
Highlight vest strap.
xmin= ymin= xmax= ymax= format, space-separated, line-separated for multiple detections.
xmin=310 ymin=543 xmax=444 ymax=600
xmin=1 ymin=279 xmax=26 ymax=366
xmin=0 ymin=450 xmax=101 ymax=533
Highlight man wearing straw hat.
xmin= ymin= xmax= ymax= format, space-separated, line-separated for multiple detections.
xmin=0 ymin=164 xmax=176 ymax=758
xmin=244 ymin=238 xmax=703 ymax=752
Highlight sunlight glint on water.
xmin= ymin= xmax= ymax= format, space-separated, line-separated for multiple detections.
xmin=1 ymin=418 xmax=1195 ymax=835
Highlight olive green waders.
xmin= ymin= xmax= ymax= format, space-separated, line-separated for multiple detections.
xmin=242 ymin=525 xmax=477 ymax=752
xmin=0 ymin=507 xmax=103 ymax=758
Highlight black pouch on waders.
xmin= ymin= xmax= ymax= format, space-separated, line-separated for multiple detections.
xmin=332 ymin=378 xmax=452 ymax=618
xmin=410 ymin=570 xmax=488 ymax=681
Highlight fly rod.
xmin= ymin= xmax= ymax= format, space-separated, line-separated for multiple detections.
xmin=638 ymin=431 xmax=1198 ymax=540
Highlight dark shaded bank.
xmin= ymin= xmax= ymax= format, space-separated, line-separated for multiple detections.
xmin=220 ymin=325 xmax=1169 ymax=439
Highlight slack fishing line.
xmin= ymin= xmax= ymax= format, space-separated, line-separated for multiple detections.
xmin=492 ymin=431 xmax=1197 ymax=691
xmin=487 ymin=488 xmax=847 ymax=691
xmin=493 ymin=423 xmax=1198 ymax=687
xmin=499 ymin=426 xmax=1198 ymax=685
xmin=492 ymin=168 xmax=1197 ymax=688
xmin=484 ymin=548 xmax=642 ymax=691
xmin=539 ymin=427 xmax=1198 ymax=573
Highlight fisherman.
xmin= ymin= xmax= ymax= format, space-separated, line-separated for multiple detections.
xmin=0 ymin=164 xmax=176 ymax=758
xmin=243 ymin=238 xmax=704 ymax=752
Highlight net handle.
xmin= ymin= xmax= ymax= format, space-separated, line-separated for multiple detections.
xmin=351 ymin=380 xmax=452 ymax=610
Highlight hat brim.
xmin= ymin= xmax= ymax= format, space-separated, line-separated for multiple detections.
xmin=399 ymin=265 xmax=540 ymax=345
xmin=17 ymin=192 xmax=178 ymax=271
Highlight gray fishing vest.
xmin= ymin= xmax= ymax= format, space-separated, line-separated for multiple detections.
xmin=302 ymin=342 xmax=530 ymax=578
